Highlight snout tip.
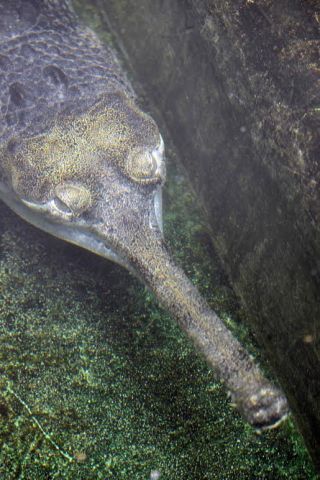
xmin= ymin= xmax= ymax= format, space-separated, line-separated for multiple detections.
xmin=237 ymin=385 xmax=290 ymax=431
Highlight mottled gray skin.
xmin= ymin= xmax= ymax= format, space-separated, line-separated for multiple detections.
xmin=0 ymin=0 xmax=133 ymax=142
xmin=0 ymin=0 xmax=288 ymax=429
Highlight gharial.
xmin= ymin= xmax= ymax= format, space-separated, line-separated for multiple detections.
xmin=0 ymin=0 xmax=288 ymax=430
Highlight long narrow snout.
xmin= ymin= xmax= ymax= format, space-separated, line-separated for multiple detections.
xmin=114 ymin=226 xmax=289 ymax=429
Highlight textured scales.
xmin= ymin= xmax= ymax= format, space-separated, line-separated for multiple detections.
xmin=0 ymin=0 xmax=289 ymax=430
xmin=0 ymin=0 xmax=132 ymax=140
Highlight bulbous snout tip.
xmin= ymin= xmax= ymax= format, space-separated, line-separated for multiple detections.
xmin=235 ymin=384 xmax=289 ymax=431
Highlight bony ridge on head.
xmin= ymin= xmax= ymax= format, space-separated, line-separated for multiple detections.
xmin=85 ymin=92 xmax=166 ymax=185
xmin=4 ymin=90 xmax=165 ymax=208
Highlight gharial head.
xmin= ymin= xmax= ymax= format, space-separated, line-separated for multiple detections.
xmin=3 ymin=91 xmax=166 ymax=268
xmin=1 ymin=90 xmax=289 ymax=431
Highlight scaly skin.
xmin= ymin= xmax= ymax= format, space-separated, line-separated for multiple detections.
xmin=0 ymin=0 xmax=288 ymax=428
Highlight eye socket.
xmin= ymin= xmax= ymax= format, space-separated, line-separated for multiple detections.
xmin=137 ymin=152 xmax=157 ymax=178
xmin=54 ymin=183 xmax=92 ymax=215
xmin=53 ymin=196 xmax=73 ymax=215
xmin=126 ymin=149 xmax=160 ymax=184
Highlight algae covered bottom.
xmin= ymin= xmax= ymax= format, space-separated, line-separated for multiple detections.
xmin=0 ymin=155 xmax=317 ymax=479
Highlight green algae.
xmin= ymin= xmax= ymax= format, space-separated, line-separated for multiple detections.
xmin=0 ymin=149 xmax=317 ymax=479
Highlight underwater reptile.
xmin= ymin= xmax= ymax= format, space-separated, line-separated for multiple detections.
xmin=0 ymin=0 xmax=288 ymax=429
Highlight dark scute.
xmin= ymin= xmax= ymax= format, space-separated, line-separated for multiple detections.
xmin=17 ymin=1 xmax=38 ymax=25
xmin=0 ymin=1 xmax=38 ymax=34
xmin=7 ymin=138 xmax=20 ymax=154
xmin=43 ymin=65 xmax=68 ymax=89
xmin=9 ymin=82 xmax=27 ymax=107
xmin=0 ymin=54 xmax=10 ymax=69
xmin=5 ymin=113 xmax=16 ymax=127
xmin=20 ymin=44 xmax=36 ymax=58
xmin=68 ymin=85 xmax=80 ymax=97
xmin=18 ymin=109 xmax=26 ymax=126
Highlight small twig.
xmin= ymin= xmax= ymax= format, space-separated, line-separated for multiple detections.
xmin=6 ymin=384 xmax=73 ymax=462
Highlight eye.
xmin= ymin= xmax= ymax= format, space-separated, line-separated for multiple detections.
xmin=133 ymin=151 xmax=157 ymax=178
xmin=53 ymin=196 xmax=73 ymax=215
xmin=126 ymin=147 xmax=163 ymax=184
xmin=54 ymin=183 xmax=92 ymax=215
